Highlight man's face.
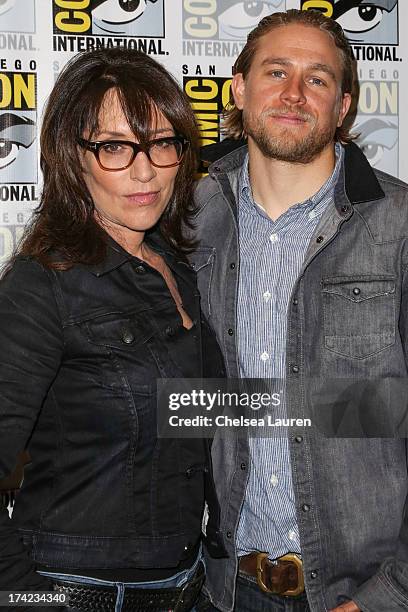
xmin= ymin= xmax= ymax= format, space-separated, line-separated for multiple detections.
xmin=232 ymin=24 xmax=351 ymax=164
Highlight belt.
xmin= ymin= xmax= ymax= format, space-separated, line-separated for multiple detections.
xmin=239 ymin=552 xmax=304 ymax=597
xmin=52 ymin=561 xmax=205 ymax=612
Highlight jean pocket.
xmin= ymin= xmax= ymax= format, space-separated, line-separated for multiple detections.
xmin=322 ymin=275 xmax=396 ymax=359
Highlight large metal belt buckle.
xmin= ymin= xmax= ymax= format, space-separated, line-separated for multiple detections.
xmin=256 ymin=552 xmax=305 ymax=597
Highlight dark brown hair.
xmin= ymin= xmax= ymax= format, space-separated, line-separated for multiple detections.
xmin=18 ymin=47 xmax=199 ymax=269
xmin=223 ymin=8 xmax=356 ymax=143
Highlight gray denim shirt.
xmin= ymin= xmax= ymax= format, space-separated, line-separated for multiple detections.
xmin=189 ymin=142 xmax=408 ymax=612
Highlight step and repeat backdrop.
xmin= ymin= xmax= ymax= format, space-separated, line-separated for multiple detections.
xmin=0 ymin=0 xmax=406 ymax=266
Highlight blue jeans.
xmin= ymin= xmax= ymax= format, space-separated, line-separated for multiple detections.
xmin=38 ymin=554 xmax=203 ymax=612
xmin=196 ymin=573 xmax=311 ymax=611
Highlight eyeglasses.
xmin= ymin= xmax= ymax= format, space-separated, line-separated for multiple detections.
xmin=77 ymin=136 xmax=189 ymax=171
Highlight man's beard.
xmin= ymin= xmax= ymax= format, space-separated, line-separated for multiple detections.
xmin=243 ymin=107 xmax=336 ymax=164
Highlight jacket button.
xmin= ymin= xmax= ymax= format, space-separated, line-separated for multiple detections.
xmin=227 ymin=328 xmax=234 ymax=336
xmin=294 ymin=435 xmax=303 ymax=443
xmin=240 ymin=462 xmax=247 ymax=470
xmin=292 ymin=365 xmax=299 ymax=373
xmin=352 ymin=287 xmax=361 ymax=295
xmin=213 ymin=166 xmax=221 ymax=173
xmin=135 ymin=265 xmax=146 ymax=274
xmin=293 ymin=298 xmax=298 ymax=306
xmin=226 ymin=530 xmax=232 ymax=538
xmin=230 ymin=263 xmax=236 ymax=270
xmin=302 ymin=503 xmax=311 ymax=512
xmin=121 ymin=330 xmax=135 ymax=344
xmin=165 ymin=326 xmax=175 ymax=337
xmin=311 ymin=570 xmax=318 ymax=579
xmin=316 ymin=235 xmax=324 ymax=244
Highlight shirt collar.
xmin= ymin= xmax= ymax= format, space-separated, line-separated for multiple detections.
xmin=240 ymin=142 xmax=344 ymax=216
xmin=86 ymin=231 xmax=197 ymax=289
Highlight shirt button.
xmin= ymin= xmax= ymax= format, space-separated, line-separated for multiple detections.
xmin=227 ymin=328 xmax=234 ymax=336
xmin=292 ymin=365 xmax=299 ymax=373
xmin=263 ymin=291 xmax=271 ymax=302
xmin=230 ymin=262 xmax=236 ymax=270
xmin=302 ymin=503 xmax=311 ymax=512
xmin=121 ymin=330 xmax=135 ymax=344
xmin=226 ymin=530 xmax=232 ymax=538
xmin=240 ymin=462 xmax=247 ymax=470
xmin=316 ymin=235 xmax=324 ymax=244
xmin=260 ymin=352 xmax=269 ymax=361
xmin=294 ymin=435 xmax=303 ymax=443
xmin=308 ymin=210 xmax=317 ymax=220
xmin=293 ymin=298 xmax=298 ymax=306
xmin=288 ymin=530 xmax=297 ymax=541
xmin=135 ymin=265 xmax=146 ymax=274
xmin=269 ymin=233 xmax=278 ymax=243
xmin=311 ymin=570 xmax=318 ymax=579
xmin=270 ymin=474 xmax=278 ymax=487
xmin=341 ymin=205 xmax=350 ymax=214
xmin=353 ymin=287 xmax=361 ymax=295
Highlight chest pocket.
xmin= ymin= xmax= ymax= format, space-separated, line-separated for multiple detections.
xmin=322 ymin=276 xmax=396 ymax=359
xmin=188 ymin=247 xmax=215 ymax=317
xmin=83 ymin=312 xmax=162 ymax=397
xmin=85 ymin=313 xmax=155 ymax=350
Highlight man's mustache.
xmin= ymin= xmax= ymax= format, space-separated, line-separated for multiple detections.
xmin=263 ymin=107 xmax=314 ymax=122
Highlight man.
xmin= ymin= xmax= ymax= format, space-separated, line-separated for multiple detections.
xmin=191 ymin=9 xmax=408 ymax=612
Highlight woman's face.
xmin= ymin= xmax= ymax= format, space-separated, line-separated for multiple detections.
xmin=80 ymin=89 xmax=179 ymax=251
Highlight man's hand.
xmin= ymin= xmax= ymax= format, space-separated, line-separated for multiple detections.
xmin=329 ymin=602 xmax=361 ymax=612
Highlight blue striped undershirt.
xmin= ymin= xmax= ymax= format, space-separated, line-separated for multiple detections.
xmin=236 ymin=144 xmax=343 ymax=559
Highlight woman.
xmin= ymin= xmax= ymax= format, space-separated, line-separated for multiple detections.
xmin=0 ymin=48 xmax=226 ymax=611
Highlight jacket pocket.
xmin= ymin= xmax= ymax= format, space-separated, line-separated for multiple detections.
xmin=322 ymin=275 xmax=395 ymax=359
xmin=85 ymin=312 xmax=155 ymax=351
xmin=83 ymin=312 xmax=158 ymax=391
xmin=188 ymin=248 xmax=216 ymax=317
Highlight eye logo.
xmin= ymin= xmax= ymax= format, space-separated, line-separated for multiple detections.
xmin=355 ymin=117 xmax=398 ymax=170
xmin=333 ymin=0 xmax=398 ymax=44
xmin=0 ymin=113 xmax=35 ymax=175
xmin=184 ymin=0 xmax=286 ymax=41
xmin=219 ymin=1 xmax=286 ymax=40
xmin=301 ymin=1 xmax=398 ymax=45
xmin=53 ymin=0 xmax=164 ymax=37
xmin=91 ymin=0 xmax=164 ymax=36
xmin=0 ymin=72 xmax=37 ymax=184
xmin=93 ymin=0 xmax=157 ymax=24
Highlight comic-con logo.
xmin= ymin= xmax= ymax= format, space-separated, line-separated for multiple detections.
xmin=53 ymin=0 xmax=164 ymax=37
xmin=354 ymin=78 xmax=398 ymax=175
xmin=184 ymin=75 xmax=231 ymax=175
xmin=0 ymin=71 xmax=37 ymax=184
xmin=183 ymin=1 xmax=286 ymax=41
xmin=0 ymin=224 xmax=23 ymax=267
xmin=0 ymin=0 xmax=35 ymax=33
xmin=300 ymin=1 xmax=398 ymax=45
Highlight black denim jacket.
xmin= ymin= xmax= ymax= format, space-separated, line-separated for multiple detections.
xmin=0 ymin=233 xmax=226 ymax=591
